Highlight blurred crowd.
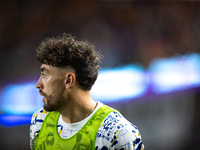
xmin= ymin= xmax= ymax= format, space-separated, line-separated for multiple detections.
xmin=0 ymin=1 xmax=200 ymax=84
xmin=0 ymin=2 xmax=200 ymax=150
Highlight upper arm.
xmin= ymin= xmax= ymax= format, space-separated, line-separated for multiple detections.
xmin=113 ymin=125 xmax=144 ymax=150
xmin=95 ymin=125 xmax=144 ymax=150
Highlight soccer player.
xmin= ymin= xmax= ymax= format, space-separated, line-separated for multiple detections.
xmin=30 ymin=33 xmax=144 ymax=150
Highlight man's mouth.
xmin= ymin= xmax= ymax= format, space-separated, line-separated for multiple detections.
xmin=39 ymin=90 xmax=46 ymax=102
xmin=42 ymin=97 xmax=46 ymax=102
xmin=39 ymin=90 xmax=45 ymax=96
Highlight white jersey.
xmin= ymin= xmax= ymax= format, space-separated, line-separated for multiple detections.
xmin=30 ymin=102 xmax=144 ymax=150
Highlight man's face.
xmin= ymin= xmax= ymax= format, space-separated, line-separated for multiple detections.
xmin=36 ymin=64 xmax=66 ymax=111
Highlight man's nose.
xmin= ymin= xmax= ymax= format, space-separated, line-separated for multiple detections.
xmin=35 ymin=76 xmax=43 ymax=89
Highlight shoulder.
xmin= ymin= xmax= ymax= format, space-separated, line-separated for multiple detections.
xmin=30 ymin=108 xmax=49 ymax=149
xmin=31 ymin=108 xmax=48 ymax=125
xmin=100 ymin=110 xmax=140 ymax=138
xmin=30 ymin=108 xmax=48 ymax=139
xmin=95 ymin=109 xmax=144 ymax=150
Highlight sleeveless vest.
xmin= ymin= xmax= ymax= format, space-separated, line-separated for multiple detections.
xmin=35 ymin=105 xmax=114 ymax=150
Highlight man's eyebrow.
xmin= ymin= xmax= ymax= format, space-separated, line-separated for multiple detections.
xmin=40 ymin=67 xmax=48 ymax=72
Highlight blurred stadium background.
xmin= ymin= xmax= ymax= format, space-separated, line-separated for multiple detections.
xmin=0 ymin=1 xmax=200 ymax=150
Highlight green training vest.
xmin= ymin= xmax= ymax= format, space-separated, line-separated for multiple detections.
xmin=35 ymin=105 xmax=114 ymax=150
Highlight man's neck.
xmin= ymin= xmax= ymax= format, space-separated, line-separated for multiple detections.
xmin=59 ymin=90 xmax=97 ymax=124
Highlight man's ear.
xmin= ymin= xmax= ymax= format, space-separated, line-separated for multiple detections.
xmin=65 ymin=73 xmax=76 ymax=89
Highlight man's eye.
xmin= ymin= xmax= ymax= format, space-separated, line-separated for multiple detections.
xmin=41 ymin=73 xmax=46 ymax=77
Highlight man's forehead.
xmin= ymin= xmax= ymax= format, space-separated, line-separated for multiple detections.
xmin=40 ymin=64 xmax=75 ymax=74
xmin=40 ymin=64 xmax=70 ymax=74
xmin=40 ymin=64 xmax=53 ymax=71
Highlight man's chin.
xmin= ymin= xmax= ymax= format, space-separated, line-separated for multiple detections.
xmin=43 ymin=104 xmax=58 ymax=112
xmin=43 ymin=105 xmax=52 ymax=112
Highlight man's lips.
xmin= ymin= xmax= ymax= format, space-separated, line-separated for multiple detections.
xmin=39 ymin=90 xmax=45 ymax=96
xmin=39 ymin=90 xmax=46 ymax=102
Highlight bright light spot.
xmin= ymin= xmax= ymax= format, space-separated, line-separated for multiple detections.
xmin=91 ymin=65 xmax=148 ymax=102
xmin=0 ymin=82 xmax=43 ymax=115
xmin=149 ymin=53 xmax=200 ymax=93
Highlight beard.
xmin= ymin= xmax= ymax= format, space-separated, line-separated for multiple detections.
xmin=42 ymin=91 xmax=66 ymax=112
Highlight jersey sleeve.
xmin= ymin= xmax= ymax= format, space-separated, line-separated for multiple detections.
xmin=30 ymin=108 xmax=48 ymax=150
xmin=112 ymin=123 xmax=144 ymax=150
xmin=95 ymin=111 xmax=144 ymax=150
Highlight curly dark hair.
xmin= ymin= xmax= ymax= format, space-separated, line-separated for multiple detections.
xmin=36 ymin=33 xmax=103 ymax=91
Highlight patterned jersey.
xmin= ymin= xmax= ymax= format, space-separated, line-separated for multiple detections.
xmin=30 ymin=102 xmax=144 ymax=150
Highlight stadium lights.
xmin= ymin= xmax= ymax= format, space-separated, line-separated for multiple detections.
xmin=0 ymin=52 xmax=199 ymax=127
